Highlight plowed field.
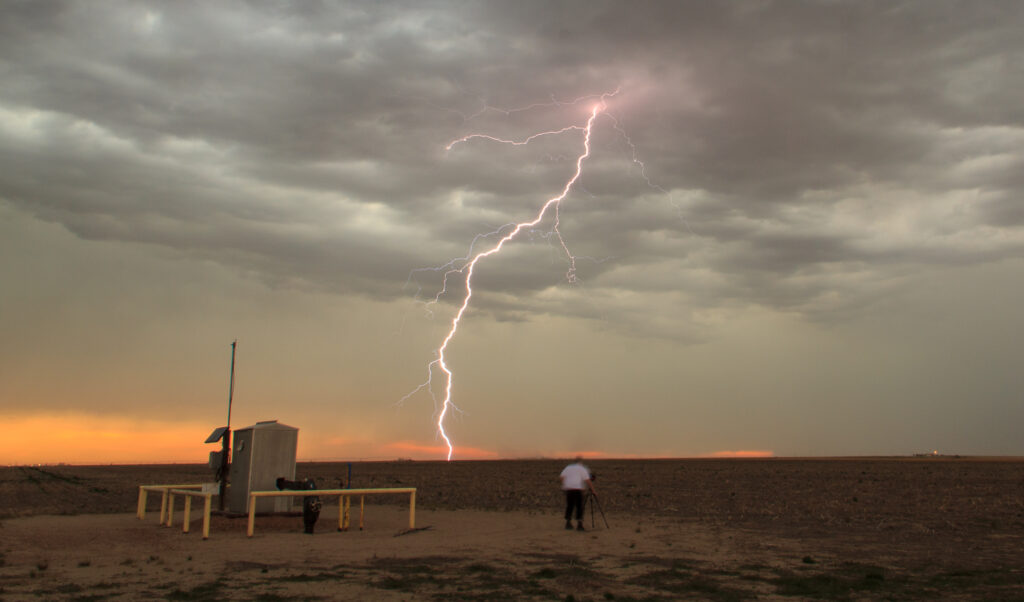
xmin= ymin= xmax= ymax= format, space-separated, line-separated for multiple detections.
xmin=1 ymin=458 xmax=1022 ymax=599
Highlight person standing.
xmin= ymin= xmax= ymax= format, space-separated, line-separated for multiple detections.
xmin=560 ymin=456 xmax=595 ymax=531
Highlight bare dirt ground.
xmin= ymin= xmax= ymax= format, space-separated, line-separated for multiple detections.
xmin=1 ymin=458 xmax=1023 ymax=600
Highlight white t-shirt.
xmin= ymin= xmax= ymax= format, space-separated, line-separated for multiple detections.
xmin=560 ymin=463 xmax=591 ymax=490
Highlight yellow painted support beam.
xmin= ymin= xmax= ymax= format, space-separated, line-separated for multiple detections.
xmin=169 ymin=489 xmax=214 ymax=540
xmin=183 ymin=496 xmax=192 ymax=532
xmin=247 ymin=488 xmax=417 ymax=537
xmin=247 ymin=501 xmax=257 ymax=537
xmin=249 ymin=487 xmax=417 ymax=497
xmin=203 ymin=495 xmax=212 ymax=539
xmin=342 ymin=493 xmax=350 ymax=532
xmin=136 ymin=487 xmax=147 ymax=519
xmin=136 ymin=484 xmax=213 ymax=538
xmin=136 ymin=484 xmax=205 ymax=520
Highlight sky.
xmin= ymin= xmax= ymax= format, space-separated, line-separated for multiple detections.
xmin=2 ymin=1 xmax=1023 ymax=464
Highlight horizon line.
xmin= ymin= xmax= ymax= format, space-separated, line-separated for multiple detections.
xmin=11 ymin=453 xmax=1024 ymax=467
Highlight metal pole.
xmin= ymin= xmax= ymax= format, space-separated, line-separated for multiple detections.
xmin=219 ymin=341 xmax=236 ymax=511
xmin=227 ymin=340 xmax=236 ymax=427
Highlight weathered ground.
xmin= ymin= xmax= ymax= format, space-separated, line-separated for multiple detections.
xmin=1 ymin=458 xmax=1022 ymax=600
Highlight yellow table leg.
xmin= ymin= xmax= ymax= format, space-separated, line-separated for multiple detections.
xmin=343 ymin=496 xmax=351 ymax=530
xmin=359 ymin=495 xmax=365 ymax=530
xmin=342 ymin=493 xmax=350 ymax=532
xmin=202 ymin=494 xmax=211 ymax=540
xmin=166 ymin=492 xmax=175 ymax=527
xmin=159 ymin=489 xmax=168 ymax=524
xmin=137 ymin=487 xmax=147 ymax=519
xmin=409 ymin=490 xmax=416 ymax=529
xmin=183 ymin=496 xmax=192 ymax=533
xmin=247 ymin=495 xmax=256 ymax=537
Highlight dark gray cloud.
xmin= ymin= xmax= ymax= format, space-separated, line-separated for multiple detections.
xmin=2 ymin=0 xmax=1024 ymax=337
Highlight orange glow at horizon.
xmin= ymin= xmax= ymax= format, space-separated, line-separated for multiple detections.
xmin=706 ymin=450 xmax=775 ymax=458
xmin=556 ymin=450 xmax=640 ymax=460
xmin=0 ymin=413 xmax=506 ymax=464
xmin=385 ymin=440 xmax=500 ymax=460
xmin=0 ymin=413 xmax=214 ymax=465
xmin=0 ymin=413 xmax=776 ymax=465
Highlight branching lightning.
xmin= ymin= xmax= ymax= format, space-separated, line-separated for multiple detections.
xmin=403 ymin=89 xmax=662 ymax=461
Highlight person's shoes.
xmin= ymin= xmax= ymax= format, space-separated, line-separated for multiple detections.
xmin=577 ymin=523 xmax=585 ymax=531
xmin=565 ymin=521 xmax=573 ymax=530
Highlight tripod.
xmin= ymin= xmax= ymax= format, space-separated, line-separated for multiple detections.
xmin=584 ymin=490 xmax=609 ymax=529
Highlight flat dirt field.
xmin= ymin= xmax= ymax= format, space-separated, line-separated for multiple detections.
xmin=1 ymin=458 xmax=1023 ymax=600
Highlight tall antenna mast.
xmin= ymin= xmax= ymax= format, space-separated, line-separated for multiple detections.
xmin=218 ymin=340 xmax=237 ymax=511
xmin=227 ymin=340 xmax=237 ymax=428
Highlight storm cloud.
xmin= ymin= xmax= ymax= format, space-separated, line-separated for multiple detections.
xmin=3 ymin=1 xmax=1021 ymax=320
xmin=2 ymin=1 xmax=1023 ymax=459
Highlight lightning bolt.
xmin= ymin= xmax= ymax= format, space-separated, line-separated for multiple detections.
xmin=404 ymin=90 xmax=623 ymax=460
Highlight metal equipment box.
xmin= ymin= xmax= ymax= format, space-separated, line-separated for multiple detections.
xmin=227 ymin=420 xmax=298 ymax=514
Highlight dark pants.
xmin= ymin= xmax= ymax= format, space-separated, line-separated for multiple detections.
xmin=564 ymin=489 xmax=584 ymax=521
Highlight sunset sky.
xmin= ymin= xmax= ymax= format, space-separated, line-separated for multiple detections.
xmin=2 ymin=2 xmax=1023 ymax=464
